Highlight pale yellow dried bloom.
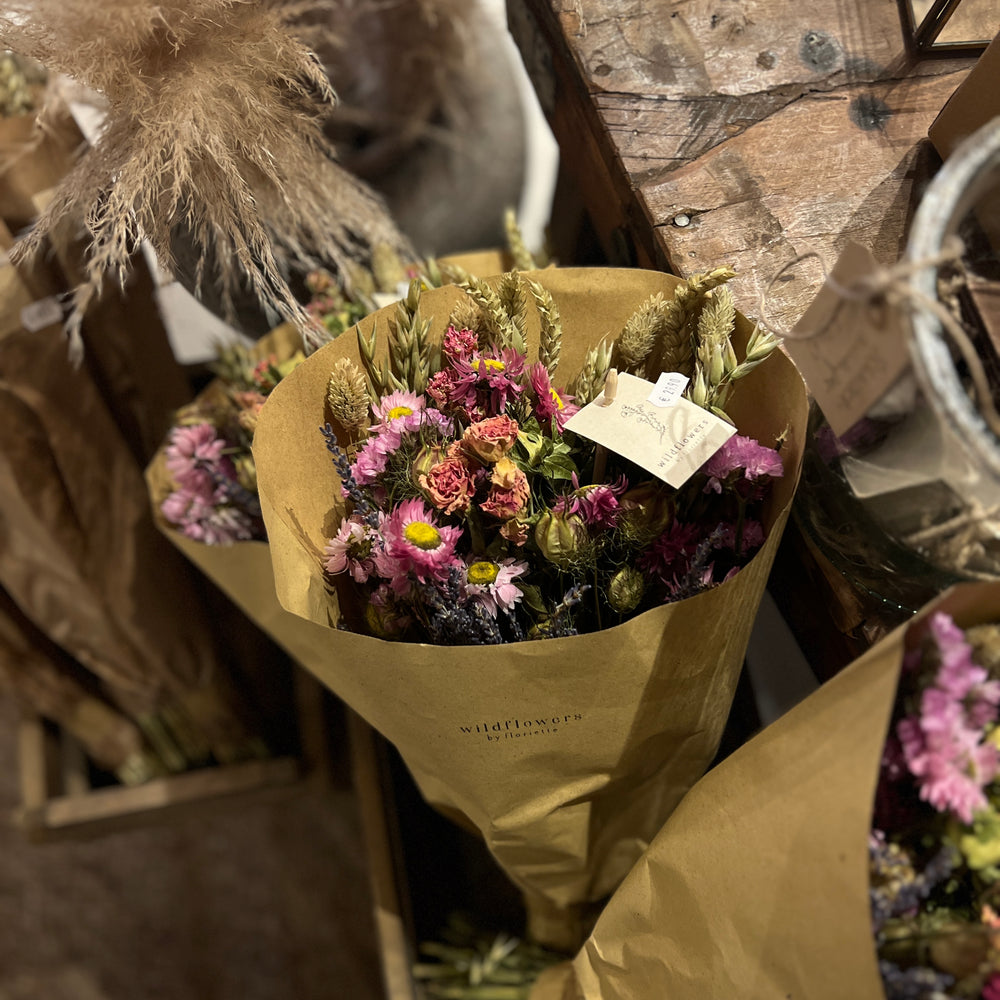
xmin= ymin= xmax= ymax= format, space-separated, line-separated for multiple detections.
xmin=326 ymin=357 xmax=370 ymax=435
xmin=0 ymin=0 xmax=412 ymax=353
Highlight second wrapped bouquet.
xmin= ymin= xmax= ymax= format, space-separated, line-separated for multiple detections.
xmin=252 ymin=266 xmax=807 ymax=946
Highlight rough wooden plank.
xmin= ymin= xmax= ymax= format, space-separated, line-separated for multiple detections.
xmin=347 ymin=712 xmax=419 ymax=1000
xmin=509 ymin=0 xmax=977 ymax=327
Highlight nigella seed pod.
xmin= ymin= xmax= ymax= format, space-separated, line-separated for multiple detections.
xmin=535 ymin=511 xmax=586 ymax=567
xmin=410 ymin=444 xmax=448 ymax=483
xmin=608 ymin=566 xmax=645 ymax=613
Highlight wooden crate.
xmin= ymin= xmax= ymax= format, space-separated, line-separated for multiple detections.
xmin=13 ymin=667 xmax=332 ymax=842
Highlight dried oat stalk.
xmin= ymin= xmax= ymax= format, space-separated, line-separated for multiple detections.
xmin=642 ymin=266 xmax=737 ymax=380
xmin=526 ymin=277 xmax=561 ymax=375
xmin=0 ymin=0 xmax=412 ymax=353
xmin=571 ymin=337 xmax=613 ymax=406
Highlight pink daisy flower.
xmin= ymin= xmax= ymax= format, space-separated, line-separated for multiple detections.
xmin=371 ymin=389 xmax=426 ymax=434
xmin=324 ymin=516 xmax=382 ymax=583
xmin=527 ymin=362 xmax=579 ymax=430
xmin=463 ymin=558 xmax=527 ymax=617
xmin=378 ymin=498 xmax=463 ymax=591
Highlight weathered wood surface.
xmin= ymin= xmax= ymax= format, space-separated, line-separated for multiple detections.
xmin=508 ymin=0 xmax=978 ymax=329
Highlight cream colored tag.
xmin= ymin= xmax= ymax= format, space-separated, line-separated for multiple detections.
xmin=20 ymin=296 xmax=63 ymax=333
xmin=783 ymin=241 xmax=909 ymax=437
xmin=565 ymin=372 xmax=735 ymax=488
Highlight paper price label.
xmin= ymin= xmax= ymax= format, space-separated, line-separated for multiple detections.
xmin=564 ymin=372 xmax=735 ymax=488
xmin=782 ymin=241 xmax=910 ymax=436
xmin=648 ymin=372 xmax=689 ymax=407
xmin=20 ymin=296 xmax=64 ymax=333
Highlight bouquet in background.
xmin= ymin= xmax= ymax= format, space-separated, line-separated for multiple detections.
xmin=871 ymin=611 xmax=1000 ymax=997
xmin=540 ymin=582 xmax=1000 ymax=1000
xmin=254 ymin=265 xmax=808 ymax=949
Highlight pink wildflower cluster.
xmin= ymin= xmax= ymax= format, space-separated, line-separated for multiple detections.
xmin=896 ymin=613 xmax=1000 ymax=824
xmin=160 ymin=423 xmax=261 ymax=545
xmin=702 ymin=434 xmax=784 ymax=497
xmin=322 ymin=319 xmax=783 ymax=641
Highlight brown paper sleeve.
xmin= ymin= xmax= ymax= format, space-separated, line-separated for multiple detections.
xmin=562 ymin=581 xmax=1000 ymax=1000
xmin=252 ymin=267 xmax=809 ymax=932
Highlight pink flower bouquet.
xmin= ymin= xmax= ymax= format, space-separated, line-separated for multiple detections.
xmin=253 ymin=265 xmax=808 ymax=948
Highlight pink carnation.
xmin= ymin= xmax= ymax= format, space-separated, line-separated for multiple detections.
xmin=462 ymin=415 xmax=519 ymax=464
xmin=702 ymin=434 xmax=783 ymax=496
xmin=420 ymin=457 xmax=475 ymax=515
xmin=481 ymin=458 xmax=530 ymax=520
xmin=442 ymin=325 xmax=478 ymax=361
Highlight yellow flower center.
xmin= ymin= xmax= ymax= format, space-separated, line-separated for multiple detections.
xmin=474 ymin=358 xmax=505 ymax=373
xmin=404 ymin=521 xmax=441 ymax=550
xmin=467 ymin=561 xmax=500 ymax=586
xmin=387 ymin=405 xmax=414 ymax=420
xmin=549 ymin=387 xmax=564 ymax=410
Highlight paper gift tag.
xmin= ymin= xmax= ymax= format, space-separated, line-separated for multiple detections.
xmin=565 ymin=372 xmax=735 ymax=488
xmin=782 ymin=242 xmax=910 ymax=436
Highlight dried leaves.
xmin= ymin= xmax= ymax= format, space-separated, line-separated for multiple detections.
xmin=0 ymin=0 xmax=412 ymax=347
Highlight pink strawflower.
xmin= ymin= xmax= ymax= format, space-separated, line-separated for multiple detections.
xmin=377 ymin=498 xmax=463 ymax=592
xmin=702 ymin=434 xmax=783 ymax=496
xmin=324 ymin=516 xmax=381 ymax=583
xmin=165 ymin=423 xmax=231 ymax=491
xmin=896 ymin=612 xmax=1000 ymax=823
xmin=160 ymin=487 xmax=257 ymax=545
xmin=450 ymin=347 xmax=526 ymax=416
xmin=527 ymin=362 xmax=579 ymax=430
xmin=462 ymin=415 xmax=519 ymax=464
xmin=985 ymin=973 xmax=1000 ymax=1000
xmin=463 ymin=558 xmax=527 ymax=617
xmin=371 ymin=389 xmax=426 ymax=438
xmin=442 ymin=325 xmax=478 ymax=361
xmin=481 ymin=457 xmax=530 ymax=520
xmin=420 ymin=457 xmax=476 ymax=515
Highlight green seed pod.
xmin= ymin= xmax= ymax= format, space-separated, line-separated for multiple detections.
xmin=608 ymin=566 xmax=645 ymax=614
xmin=534 ymin=511 xmax=586 ymax=568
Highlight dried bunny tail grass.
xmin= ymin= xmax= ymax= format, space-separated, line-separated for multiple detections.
xmin=0 ymin=0 xmax=412 ymax=353
xmin=326 ymin=357 xmax=370 ymax=437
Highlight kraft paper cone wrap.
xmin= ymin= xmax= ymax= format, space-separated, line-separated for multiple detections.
xmin=145 ymin=253 xmax=509 ymax=671
xmin=556 ymin=581 xmax=1000 ymax=1000
xmin=252 ymin=267 xmax=808 ymax=934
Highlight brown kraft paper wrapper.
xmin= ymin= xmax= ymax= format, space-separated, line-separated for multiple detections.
xmin=252 ymin=267 xmax=808 ymax=948
xmin=546 ymin=582 xmax=1000 ymax=1000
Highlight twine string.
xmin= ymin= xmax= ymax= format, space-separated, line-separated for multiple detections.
xmin=762 ymin=236 xmax=1000 ymax=439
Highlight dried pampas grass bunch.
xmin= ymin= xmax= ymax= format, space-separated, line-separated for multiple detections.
xmin=0 ymin=0 xmax=414 ymax=348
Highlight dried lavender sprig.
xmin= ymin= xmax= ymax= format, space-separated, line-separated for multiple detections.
xmin=541 ymin=584 xmax=589 ymax=638
xmin=320 ymin=424 xmax=377 ymax=524
xmin=211 ymin=468 xmax=262 ymax=520
xmin=415 ymin=569 xmax=505 ymax=645
xmin=877 ymin=959 xmax=955 ymax=1000
xmin=667 ymin=526 xmax=727 ymax=602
